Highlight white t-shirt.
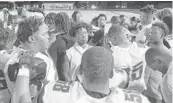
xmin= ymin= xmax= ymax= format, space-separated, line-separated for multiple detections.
xmin=66 ymin=43 xmax=92 ymax=81
xmin=4 ymin=50 xmax=58 ymax=95
xmin=161 ymin=61 xmax=172 ymax=103
xmin=41 ymin=81 xmax=150 ymax=103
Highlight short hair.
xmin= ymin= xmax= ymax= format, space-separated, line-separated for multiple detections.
xmin=69 ymin=22 xmax=92 ymax=37
xmin=119 ymin=15 xmax=125 ymax=18
xmin=17 ymin=16 xmax=44 ymax=43
xmin=110 ymin=16 xmax=119 ymax=24
xmin=152 ymin=22 xmax=169 ymax=37
xmin=98 ymin=14 xmax=107 ymax=21
xmin=163 ymin=16 xmax=172 ymax=34
xmin=81 ymin=46 xmax=114 ymax=83
xmin=107 ymin=24 xmax=124 ymax=37
xmin=140 ymin=4 xmax=156 ymax=14
xmin=0 ymin=28 xmax=16 ymax=50
xmin=44 ymin=12 xmax=56 ymax=25
xmin=55 ymin=12 xmax=71 ymax=34
xmin=72 ymin=11 xmax=81 ymax=22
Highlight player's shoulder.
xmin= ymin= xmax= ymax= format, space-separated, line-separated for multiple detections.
xmin=66 ymin=45 xmax=75 ymax=53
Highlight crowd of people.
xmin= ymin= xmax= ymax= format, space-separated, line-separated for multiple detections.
xmin=0 ymin=4 xmax=172 ymax=103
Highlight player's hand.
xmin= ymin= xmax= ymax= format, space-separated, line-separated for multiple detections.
xmin=18 ymin=50 xmax=36 ymax=69
xmin=18 ymin=50 xmax=47 ymax=81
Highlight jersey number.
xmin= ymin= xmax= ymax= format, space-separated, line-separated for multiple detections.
xmin=124 ymin=90 xmax=142 ymax=103
xmin=125 ymin=93 xmax=142 ymax=103
xmin=53 ymin=81 xmax=70 ymax=92
xmin=131 ymin=61 xmax=143 ymax=81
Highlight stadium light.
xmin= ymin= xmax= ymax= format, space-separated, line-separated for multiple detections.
xmin=91 ymin=5 xmax=96 ymax=9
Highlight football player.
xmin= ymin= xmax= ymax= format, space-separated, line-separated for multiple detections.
xmin=145 ymin=48 xmax=172 ymax=103
xmin=106 ymin=24 xmax=148 ymax=92
xmin=0 ymin=24 xmax=17 ymax=103
xmin=13 ymin=46 xmax=150 ymax=103
xmin=144 ymin=21 xmax=171 ymax=103
xmin=64 ymin=22 xmax=92 ymax=82
xmin=4 ymin=16 xmax=58 ymax=103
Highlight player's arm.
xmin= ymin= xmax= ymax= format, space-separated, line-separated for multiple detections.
xmin=62 ymin=52 xmax=71 ymax=82
xmin=11 ymin=66 xmax=32 ymax=103
xmin=162 ymin=73 xmax=172 ymax=103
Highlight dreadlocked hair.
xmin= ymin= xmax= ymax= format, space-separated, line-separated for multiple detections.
xmin=44 ymin=12 xmax=56 ymax=25
xmin=69 ymin=22 xmax=92 ymax=37
xmin=55 ymin=12 xmax=71 ymax=35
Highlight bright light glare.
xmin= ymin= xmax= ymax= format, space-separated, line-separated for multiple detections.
xmin=91 ymin=5 xmax=96 ymax=9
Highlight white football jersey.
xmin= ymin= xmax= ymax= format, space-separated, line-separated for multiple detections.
xmin=0 ymin=50 xmax=13 ymax=103
xmin=40 ymin=81 xmax=150 ymax=103
xmin=111 ymin=42 xmax=148 ymax=92
xmin=66 ymin=43 xmax=92 ymax=81
xmin=109 ymin=69 xmax=128 ymax=88
xmin=4 ymin=49 xmax=58 ymax=95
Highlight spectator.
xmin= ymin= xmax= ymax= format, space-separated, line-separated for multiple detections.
xmin=72 ymin=11 xmax=82 ymax=23
xmin=48 ymin=12 xmax=75 ymax=80
xmin=62 ymin=22 xmax=92 ymax=82
xmin=145 ymin=48 xmax=172 ymax=103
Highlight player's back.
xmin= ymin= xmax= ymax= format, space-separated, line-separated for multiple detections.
xmin=40 ymin=80 xmax=150 ymax=103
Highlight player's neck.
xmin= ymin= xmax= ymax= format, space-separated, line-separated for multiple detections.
xmin=151 ymin=42 xmax=164 ymax=48
xmin=83 ymin=81 xmax=110 ymax=95
xmin=118 ymin=39 xmax=132 ymax=48
xmin=77 ymin=42 xmax=87 ymax=49
xmin=20 ymin=43 xmax=39 ymax=53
